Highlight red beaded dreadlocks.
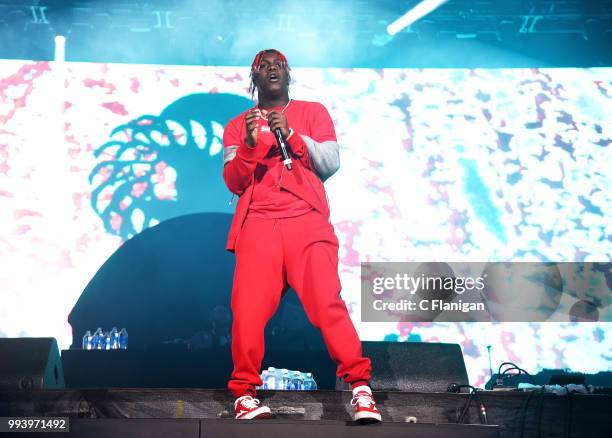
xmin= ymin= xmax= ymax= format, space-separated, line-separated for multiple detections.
xmin=248 ymin=49 xmax=291 ymax=99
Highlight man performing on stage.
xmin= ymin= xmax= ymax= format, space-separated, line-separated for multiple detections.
xmin=222 ymin=49 xmax=381 ymax=423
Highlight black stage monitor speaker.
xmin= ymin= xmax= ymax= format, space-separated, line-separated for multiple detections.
xmin=0 ymin=337 xmax=65 ymax=390
xmin=338 ymin=342 xmax=469 ymax=392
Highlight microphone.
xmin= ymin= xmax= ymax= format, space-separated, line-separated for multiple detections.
xmin=273 ymin=128 xmax=293 ymax=171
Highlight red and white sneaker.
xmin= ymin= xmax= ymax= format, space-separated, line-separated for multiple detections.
xmin=234 ymin=395 xmax=272 ymax=420
xmin=351 ymin=386 xmax=382 ymax=423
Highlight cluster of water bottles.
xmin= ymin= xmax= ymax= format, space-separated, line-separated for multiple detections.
xmin=256 ymin=367 xmax=317 ymax=390
xmin=82 ymin=327 xmax=128 ymax=350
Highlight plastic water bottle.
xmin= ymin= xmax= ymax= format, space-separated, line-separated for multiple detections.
xmin=292 ymin=371 xmax=304 ymax=390
xmin=118 ymin=328 xmax=128 ymax=349
xmin=266 ymin=367 xmax=277 ymax=389
xmin=302 ymin=372 xmax=311 ymax=390
xmin=104 ymin=331 xmax=112 ymax=350
xmin=82 ymin=331 xmax=92 ymax=350
xmin=92 ymin=328 xmax=104 ymax=349
xmin=275 ymin=368 xmax=283 ymax=389
xmin=288 ymin=371 xmax=297 ymax=390
xmin=109 ymin=327 xmax=119 ymax=349
xmin=304 ymin=372 xmax=316 ymax=390
xmin=281 ymin=369 xmax=290 ymax=390
xmin=260 ymin=370 xmax=269 ymax=389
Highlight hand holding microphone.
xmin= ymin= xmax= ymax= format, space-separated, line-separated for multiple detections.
xmin=267 ymin=110 xmax=293 ymax=171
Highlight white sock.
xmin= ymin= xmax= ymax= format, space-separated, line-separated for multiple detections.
xmin=352 ymin=385 xmax=372 ymax=395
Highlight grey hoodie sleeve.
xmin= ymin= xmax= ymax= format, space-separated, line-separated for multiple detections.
xmin=300 ymin=134 xmax=340 ymax=181
xmin=223 ymin=144 xmax=238 ymax=164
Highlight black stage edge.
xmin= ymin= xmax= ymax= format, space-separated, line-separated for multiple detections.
xmin=7 ymin=419 xmax=500 ymax=438
xmin=1 ymin=389 xmax=611 ymax=438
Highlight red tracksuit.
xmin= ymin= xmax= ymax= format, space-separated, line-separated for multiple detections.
xmin=222 ymin=100 xmax=371 ymax=397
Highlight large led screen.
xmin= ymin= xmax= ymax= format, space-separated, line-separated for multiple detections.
xmin=0 ymin=60 xmax=610 ymax=385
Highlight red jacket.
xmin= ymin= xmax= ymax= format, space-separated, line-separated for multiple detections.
xmin=222 ymin=100 xmax=339 ymax=251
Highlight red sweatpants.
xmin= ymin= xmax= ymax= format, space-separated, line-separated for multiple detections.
xmin=228 ymin=210 xmax=371 ymax=397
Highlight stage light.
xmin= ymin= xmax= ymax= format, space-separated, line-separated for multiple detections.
xmin=54 ymin=34 xmax=66 ymax=62
xmin=386 ymin=0 xmax=449 ymax=37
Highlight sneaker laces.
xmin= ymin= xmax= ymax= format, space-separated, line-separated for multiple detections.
xmin=351 ymin=392 xmax=374 ymax=408
xmin=236 ymin=396 xmax=261 ymax=409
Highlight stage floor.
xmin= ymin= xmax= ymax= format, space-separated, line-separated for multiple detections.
xmin=0 ymin=418 xmax=501 ymax=438
xmin=1 ymin=388 xmax=610 ymax=438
